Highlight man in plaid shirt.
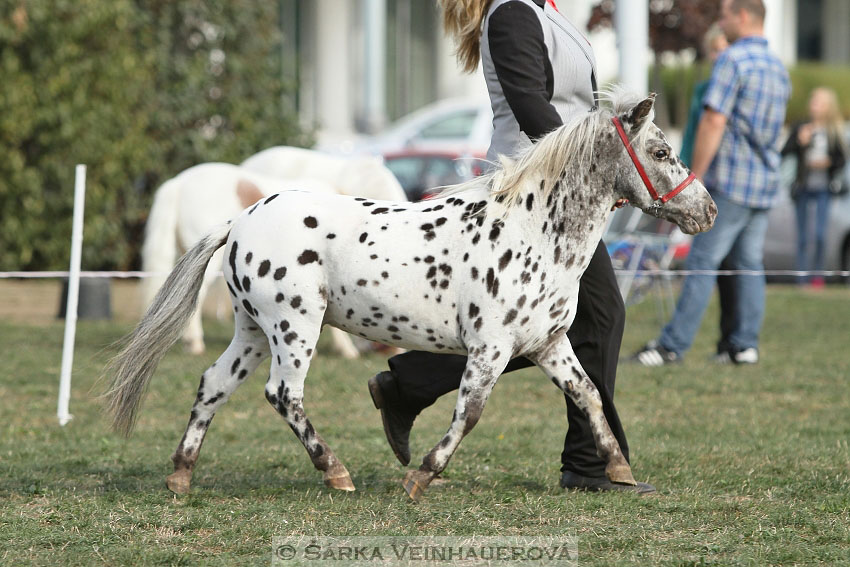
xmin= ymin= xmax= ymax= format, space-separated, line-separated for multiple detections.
xmin=634 ymin=0 xmax=790 ymax=366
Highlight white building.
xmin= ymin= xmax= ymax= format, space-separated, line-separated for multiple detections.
xmin=279 ymin=0 xmax=847 ymax=146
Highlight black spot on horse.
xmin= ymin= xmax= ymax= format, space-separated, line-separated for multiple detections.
xmin=284 ymin=332 xmax=298 ymax=345
xmin=231 ymin=358 xmax=241 ymax=375
xmin=498 ymin=249 xmax=512 ymax=271
xmin=326 ymin=233 xmax=336 ymax=239
xmin=468 ymin=303 xmax=479 ymax=318
xmin=290 ymin=296 xmax=302 ymax=309
xmin=471 ymin=267 xmax=479 ymax=279
xmin=303 ymin=216 xmax=318 ymax=228
xmin=241 ymin=299 xmax=255 ymax=314
xmin=245 ymin=252 xmax=253 ymax=264
xmin=489 ymin=221 xmax=503 ymax=242
xmin=242 ymin=276 xmax=251 ymax=292
xmin=275 ymin=293 xmax=285 ymax=303
xmin=264 ymin=194 xmax=278 ymax=205
xmin=426 ymin=266 xmax=437 ymax=279
xmin=526 ymin=193 xmax=534 ymax=211
xmin=229 ymin=242 xmax=243 ymax=292
xmin=298 ymin=250 xmax=319 ymax=264
xmin=371 ymin=207 xmax=389 ymax=215
xmin=357 ymin=279 xmax=367 ymax=286
xmin=280 ymin=320 xmax=290 ymax=331
xmin=359 ymin=232 xmax=368 ymax=243
xmin=274 ymin=267 xmax=287 ymax=280
xmin=424 ymin=256 xmax=435 ymax=264
xmin=258 ymin=260 xmax=271 ymax=277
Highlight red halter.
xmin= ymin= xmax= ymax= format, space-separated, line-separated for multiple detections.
xmin=611 ymin=116 xmax=696 ymax=204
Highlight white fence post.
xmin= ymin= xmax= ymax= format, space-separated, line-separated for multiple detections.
xmin=57 ymin=164 xmax=87 ymax=426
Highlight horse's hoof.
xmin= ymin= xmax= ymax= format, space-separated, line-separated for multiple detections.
xmin=324 ymin=473 xmax=356 ymax=491
xmin=402 ymin=470 xmax=433 ymax=501
xmin=605 ymin=462 xmax=636 ymax=486
xmin=166 ymin=470 xmax=192 ymax=494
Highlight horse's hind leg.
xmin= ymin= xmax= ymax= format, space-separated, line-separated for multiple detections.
xmin=167 ymin=311 xmax=270 ymax=494
xmin=530 ymin=333 xmax=635 ymax=486
xmin=403 ymin=347 xmax=509 ymax=500
xmin=263 ymin=322 xmax=355 ymax=491
xmin=328 ymin=327 xmax=360 ymax=359
xmin=182 ymin=249 xmax=224 ymax=355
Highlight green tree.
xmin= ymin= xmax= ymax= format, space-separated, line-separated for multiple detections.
xmin=0 ymin=0 xmax=308 ymax=271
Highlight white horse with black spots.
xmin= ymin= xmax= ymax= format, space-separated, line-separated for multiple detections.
xmin=142 ymin=151 xmax=406 ymax=358
xmin=106 ymin=93 xmax=716 ymax=500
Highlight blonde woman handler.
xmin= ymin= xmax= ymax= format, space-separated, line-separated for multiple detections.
xmin=367 ymin=0 xmax=654 ymax=494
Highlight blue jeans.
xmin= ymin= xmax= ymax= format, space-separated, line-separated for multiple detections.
xmin=794 ymin=189 xmax=830 ymax=281
xmin=659 ymin=191 xmax=770 ymax=356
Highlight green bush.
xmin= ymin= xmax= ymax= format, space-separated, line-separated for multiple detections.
xmin=0 ymin=0 xmax=310 ymax=271
xmin=655 ymin=61 xmax=850 ymax=129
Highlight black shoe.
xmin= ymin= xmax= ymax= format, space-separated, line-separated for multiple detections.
xmin=631 ymin=340 xmax=680 ymax=366
xmin=368 ymin=371 xmax=416 ymax=466
xmin=560 ymin=471 xmax=657 ymax=494
xmin=712 ymin=346 xmax=759 ymax=365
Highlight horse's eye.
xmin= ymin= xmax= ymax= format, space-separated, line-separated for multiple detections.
xmin=653 ymin=149 xmax=668 ymax=160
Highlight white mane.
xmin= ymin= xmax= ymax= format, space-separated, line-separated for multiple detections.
xmin=439 ymin=88 xmax=655 ymax=216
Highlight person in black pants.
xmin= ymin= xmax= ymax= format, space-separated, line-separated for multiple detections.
xmin=368 ymin=0 xmax=654 ymax=493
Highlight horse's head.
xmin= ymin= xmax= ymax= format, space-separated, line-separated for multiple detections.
xmin=611 ymin=95 xmax=716 ymax=235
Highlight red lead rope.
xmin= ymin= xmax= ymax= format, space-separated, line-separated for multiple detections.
xmin=611 ymin=116 xmax=696 ymax=204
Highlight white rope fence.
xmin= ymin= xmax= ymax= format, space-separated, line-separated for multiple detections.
xmin=2 ymin=269 xmax=848 ymax=279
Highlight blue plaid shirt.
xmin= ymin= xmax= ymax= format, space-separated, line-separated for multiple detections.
xmin=702 ymin=36 xmax=790 ymax=209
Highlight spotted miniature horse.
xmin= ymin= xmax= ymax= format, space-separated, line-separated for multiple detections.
xmin=105 ymin=93 xmax=716 ymax=500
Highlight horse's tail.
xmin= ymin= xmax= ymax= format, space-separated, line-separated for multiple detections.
xmin=141 ymin=175 xmax=182 ymax=310
xmin=104 ymin=222 xmax=233 ymax=436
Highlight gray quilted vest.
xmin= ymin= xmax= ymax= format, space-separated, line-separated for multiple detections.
xmin=481 ymin=0 xmax=599 ymax=162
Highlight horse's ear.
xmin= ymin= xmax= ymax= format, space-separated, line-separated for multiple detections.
xmin=621 ymin=93 xmax=656 ymax=131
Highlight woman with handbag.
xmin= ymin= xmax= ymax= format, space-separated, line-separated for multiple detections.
xmin=781 ymin=87 xmax=848 ymax=287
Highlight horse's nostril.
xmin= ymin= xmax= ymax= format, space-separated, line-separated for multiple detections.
xmin=708 ymin=202 xmax=718 ymax=218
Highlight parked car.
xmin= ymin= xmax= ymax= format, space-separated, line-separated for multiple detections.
xmin=383 ymin=151 xmax=485 ymax=201
xmin=321 ymin=98 xmax=493 ymax=158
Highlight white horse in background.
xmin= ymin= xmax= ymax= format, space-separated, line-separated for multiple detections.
xmin=141 ymin=154 xmax=406 ymax=357
xmin=240 ymin=146 xmax=407 ymax=202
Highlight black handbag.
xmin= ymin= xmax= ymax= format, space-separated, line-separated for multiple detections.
xmin=828 ymin=168 xmax=850 ymax=196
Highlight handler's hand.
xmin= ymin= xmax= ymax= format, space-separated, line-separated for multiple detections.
xmin=611 ymin=198 xmax=629 ymax=211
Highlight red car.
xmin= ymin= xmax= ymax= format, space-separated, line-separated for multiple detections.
xmin=383 ymin=150 xmax=487 ymax=201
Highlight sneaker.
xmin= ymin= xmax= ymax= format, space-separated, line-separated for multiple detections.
xmin=631 ymin=340 xmax=680 ymax=366
xmin=713 ymin=346 xmax=759 ymax=365
xmin=368 ymin=372 xmax=416 ymax=466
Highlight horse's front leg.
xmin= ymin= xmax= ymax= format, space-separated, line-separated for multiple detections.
xmin=402 ymin=346 xmax=509 ymax=501
xmin=529 ymin=333 xmax=635 ymax=486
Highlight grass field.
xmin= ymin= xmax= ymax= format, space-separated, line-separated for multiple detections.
xmin=1 ymin=282 xmax=849 ymax=566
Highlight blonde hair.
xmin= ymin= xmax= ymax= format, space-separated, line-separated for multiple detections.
xmin=438 ymin=0 xmax=494 ymax=73
xmin=812 ymin=87 xmax=848 ymax=151
xmin=702 ymin=23 xmax=726 ymax=56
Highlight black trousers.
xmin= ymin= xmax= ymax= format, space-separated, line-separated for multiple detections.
xmin=716 ymin=257 xmax=737 ymax=353
xmin=383 ymin=240 xmax=629 ymax=478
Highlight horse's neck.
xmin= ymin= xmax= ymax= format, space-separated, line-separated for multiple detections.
xmin=532 ymin=161 xmax=615 ymax=253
